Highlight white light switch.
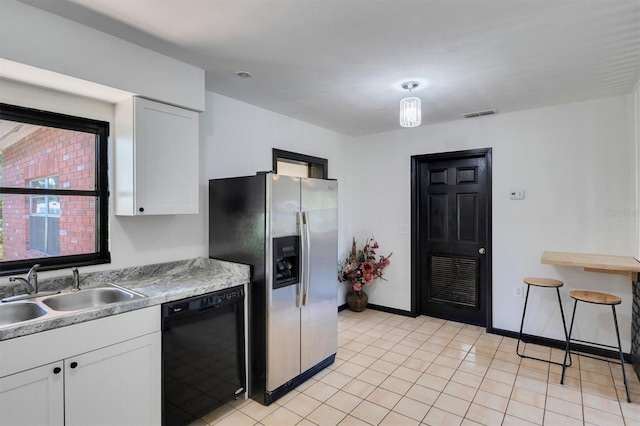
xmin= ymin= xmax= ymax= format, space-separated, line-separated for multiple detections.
xmin=509 ymin=190 xmax=525 ymax=200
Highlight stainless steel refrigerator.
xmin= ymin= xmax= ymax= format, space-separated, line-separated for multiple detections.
xmin=208 ymin=173 xmax=338 ymax=405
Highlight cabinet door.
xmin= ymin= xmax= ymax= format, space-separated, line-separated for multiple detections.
xmin=134 ymin=98 xmax=199 ymax=215
xmin=0 ymin=361 xmax=64 ymax=426
xmin=65 ymin=332 xmax=161 ymax=426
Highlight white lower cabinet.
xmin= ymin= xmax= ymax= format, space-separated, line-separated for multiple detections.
xmin=0 ymin=361 xmax=64 ymax=425
xmin=0 ymin=332 xmax=160 ymax=426
xmin=66 ymin=332 xmax=161 ymax=426
xmin=0 ymin=307 xmax=161 ymax=426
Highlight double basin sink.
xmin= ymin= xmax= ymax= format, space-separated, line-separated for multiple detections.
xmin=0 ymin=284 xmax=146 ymax=328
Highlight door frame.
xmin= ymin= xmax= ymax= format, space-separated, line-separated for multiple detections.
xmin=410 ymin=148 xmax=493 ymax=332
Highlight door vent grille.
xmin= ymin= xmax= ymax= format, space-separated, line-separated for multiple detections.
xmin=461 ymin=109 xmax=496 ymax=119
xmin=429 ymin=255 xmax=478 ymax=308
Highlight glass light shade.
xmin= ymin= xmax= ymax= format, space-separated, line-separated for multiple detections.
xmin=399 ymin=96 xmax=421 ymax=127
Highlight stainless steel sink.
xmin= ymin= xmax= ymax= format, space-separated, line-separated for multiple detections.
xmin=41 ymin=285 xmax=144 ymax=312
xmin=0 ymin=302 xmax=48 ymax=326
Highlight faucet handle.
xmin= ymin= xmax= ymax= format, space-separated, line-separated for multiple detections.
xmin=71 ymin=267 xmax=81 ymax=291
xmin=27 ymin=264 xmax=40 ymax=278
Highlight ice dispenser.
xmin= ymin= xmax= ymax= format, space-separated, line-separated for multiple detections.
xmin=273 ymin=236 xmax=299 ymax=289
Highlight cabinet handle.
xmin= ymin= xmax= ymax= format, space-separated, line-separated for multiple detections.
xmin=53 ymin=367 xmax=62 ymax=374
xmin=139 ymin=207 xmax=144 ymax=213
xmin=70 ymin=362 xmax=78 ymax=369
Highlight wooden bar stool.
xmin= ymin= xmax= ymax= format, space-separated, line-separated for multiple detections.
xmin=516 ymin=277 xmax=572 ymax=367
xmin=561 ymin=290 xmax=631 ymax=403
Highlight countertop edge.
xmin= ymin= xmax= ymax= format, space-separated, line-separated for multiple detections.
xmin=0 ymin=257 xmax=250 ymax=341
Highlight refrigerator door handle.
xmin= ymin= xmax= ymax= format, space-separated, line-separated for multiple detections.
xmin=296 ymin=211 xmax=305 ymax=308
xmin=302 ymin=211 xmax=311 ymax=306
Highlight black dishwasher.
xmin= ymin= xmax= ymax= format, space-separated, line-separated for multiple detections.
xmin=162 ymin=287 xmax=245 ymax=426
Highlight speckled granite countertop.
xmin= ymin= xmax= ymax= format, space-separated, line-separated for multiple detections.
xmin=0 ymin=257 xmax=250 ymax=341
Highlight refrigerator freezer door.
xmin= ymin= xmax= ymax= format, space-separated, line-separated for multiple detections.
xmin=266 ymin=175 xmax=302 ymax=392
xmin=300 ymin=178 xmax=338 ymax=373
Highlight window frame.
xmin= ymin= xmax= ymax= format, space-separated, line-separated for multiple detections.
xmin=272 ymin=148 xmax=328 ymax=179
xmin=0 ymin=103 xmax=110 ymax=276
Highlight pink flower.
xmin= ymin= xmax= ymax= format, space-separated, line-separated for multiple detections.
xmin=360 ymin=261 xmax=374 ymax=273
xmin=353 ymin=283 xmax=362 ymax=292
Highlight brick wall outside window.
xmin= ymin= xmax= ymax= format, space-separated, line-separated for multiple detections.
xmin=2 ymin=127 xmax=96 ymax=260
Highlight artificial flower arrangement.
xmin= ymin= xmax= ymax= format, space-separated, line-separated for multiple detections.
xmin=338 ymin=237 xmax=392 ymax=293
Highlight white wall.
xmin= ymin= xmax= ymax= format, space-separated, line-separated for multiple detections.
xmin=0 ymin=0 xmax=204 ymax=111
xmin=348 ymin=96 xmax=638 ymax=350
xmin=200 ymin=92 xmax=349 ymax=181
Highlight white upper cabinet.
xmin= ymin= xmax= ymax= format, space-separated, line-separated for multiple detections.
xmin=115 ymin=97 xmax=200 ymax=215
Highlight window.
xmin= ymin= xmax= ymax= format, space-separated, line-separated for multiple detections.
xmin=272 ymin=149 xmax=328 ymax=179
xmin=0 ymin=103 xmax=110 ymax=275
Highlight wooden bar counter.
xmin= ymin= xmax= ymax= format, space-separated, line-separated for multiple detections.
xmin=541 ymin=250 xmax=640 ymax=380
xmin=541 ymin=251 xmax=640 ymax=281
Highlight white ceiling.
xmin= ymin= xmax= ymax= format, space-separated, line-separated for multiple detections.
xmin=18 ymin=0 xmax=640 ymax=137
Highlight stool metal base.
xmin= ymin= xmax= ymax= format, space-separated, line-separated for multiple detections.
xmin=516 ymin=283 xmax=572 ymax=368
xmin=561 ymin=299 xmax=631 ymax=403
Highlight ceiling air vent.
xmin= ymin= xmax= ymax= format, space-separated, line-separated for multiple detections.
xmin=461 ymin=109 xmax=496 ymax=119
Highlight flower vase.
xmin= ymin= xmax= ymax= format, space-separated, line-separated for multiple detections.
xmin=346 ymin=290 xmax=368 ymax=312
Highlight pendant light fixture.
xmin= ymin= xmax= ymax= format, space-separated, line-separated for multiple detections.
xmin=399 ymin=81 xmax=421 ymax=128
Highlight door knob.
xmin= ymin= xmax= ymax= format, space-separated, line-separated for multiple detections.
xmin=70 ymin=362 xmax=78 ymax=369
xmin=479 ymin=248 xmax=486 ymax=255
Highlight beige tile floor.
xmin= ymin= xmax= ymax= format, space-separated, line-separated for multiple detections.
xmin=192 ymin=309 xmax=640 ymax=425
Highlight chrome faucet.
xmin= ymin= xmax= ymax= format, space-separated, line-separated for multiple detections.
xmin=71 ymin=267 xmax=81 ymax=292
xmin=8 ymin=276 xmax=34 ymax=294
xmin=8 ymin=264 xmax=40 ymax=294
